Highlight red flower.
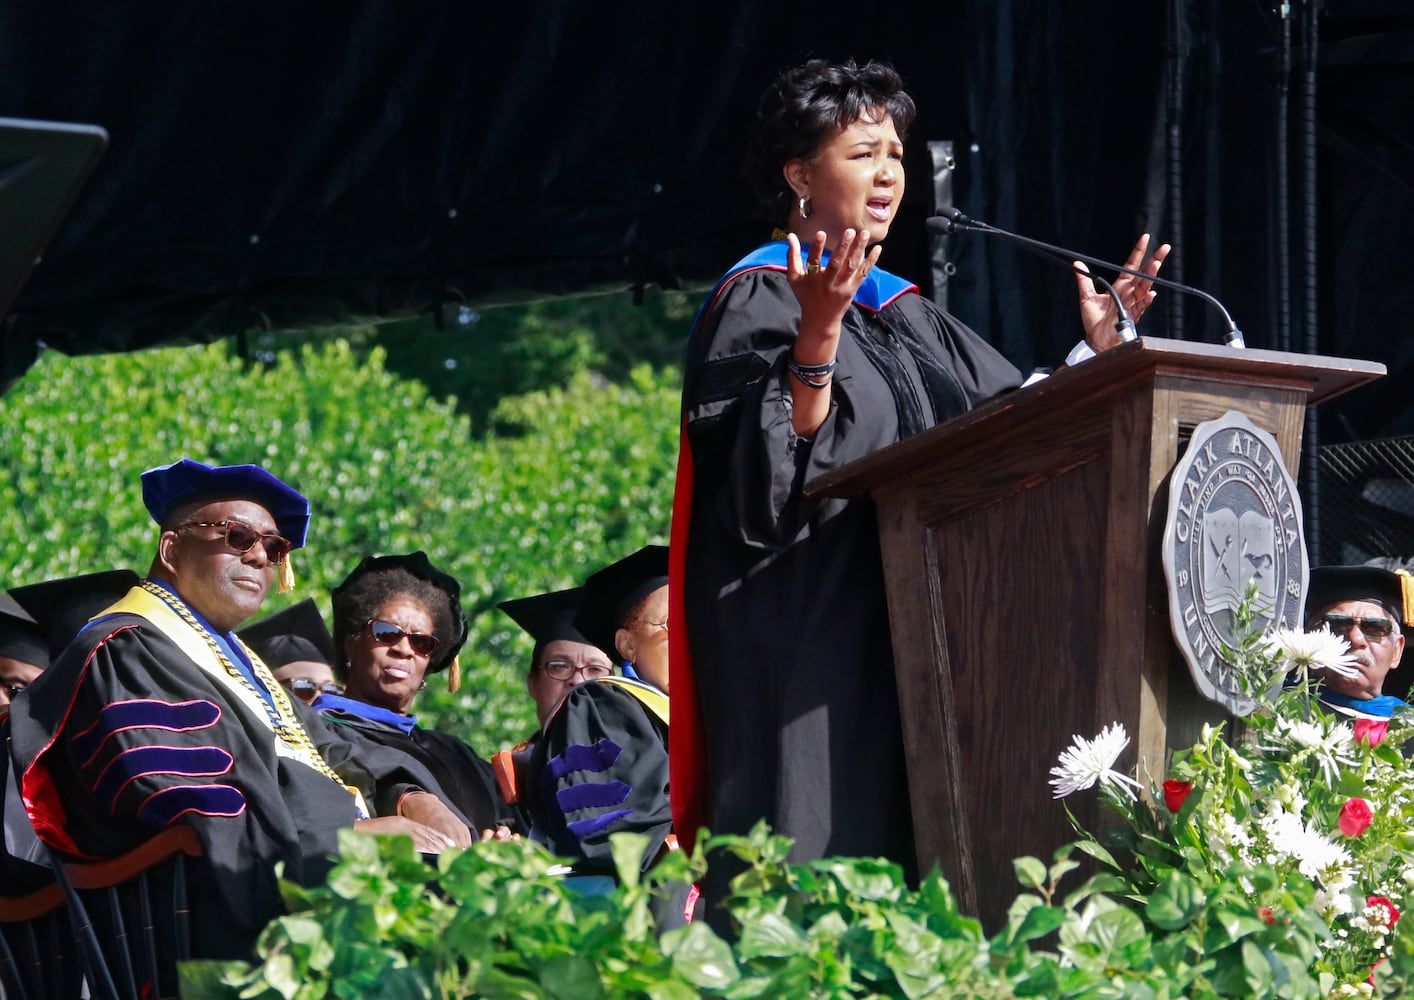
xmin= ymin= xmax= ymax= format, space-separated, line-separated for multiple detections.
xmin=1339 ymin=797 xmax=1374 ymax=837
xmin=1368 ymin=895 xmax=1401 ymax=927
xmin=1355 ymin=718 xmax=1389 ymax=747
xmin=1162 ymin=779 xmax=1194 ymax=813
xmin=1259 ymin=907 xmax=1275 ymax=925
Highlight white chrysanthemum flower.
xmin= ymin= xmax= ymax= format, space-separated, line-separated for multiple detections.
xmin=1262 ymin=625 xmax=1360 ymax=678
xmin=1049 ymin=723 xmax=1143 ymax=799
xmin=1260 ymin=809 xmax=1307 ymax=863
xmin=1263 ymin=716 xmax=1358 ymax=786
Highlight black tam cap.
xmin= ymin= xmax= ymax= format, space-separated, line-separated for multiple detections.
xmin=1306 ymin=565 xmax=1414 ymax=632
xmin=238 ymin=598 xmax=335 ymax=669
xmin=573 ymin=545 xmax=669 ymax=659
xmin=332 ymin=552 xmax=468 ymax=679
xmin=9 ymin=569 xmax=142 ymax=659
xmin=498 ymin=587 xmax=589 ymax=645
xmin=0 ymin=595 xmax=49 ymax=669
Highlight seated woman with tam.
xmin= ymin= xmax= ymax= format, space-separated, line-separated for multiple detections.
xmin=318 ymin=552 xmax=519 ymax=837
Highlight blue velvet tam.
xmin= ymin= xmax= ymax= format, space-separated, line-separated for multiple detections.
xmin=140 ymin=458 xmax=310 ymax=549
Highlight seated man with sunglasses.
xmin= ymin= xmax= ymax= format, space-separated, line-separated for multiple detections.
xmin=1304 ymin=564 xmax=1413 ymax=719
xmin=8 ymin=458 xmax=470 ymax=960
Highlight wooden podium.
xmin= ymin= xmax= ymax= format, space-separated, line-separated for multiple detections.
xmin=807 ymin=338 xmax=1384 ymax=927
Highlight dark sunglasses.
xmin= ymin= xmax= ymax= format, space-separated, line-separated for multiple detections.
xmin=365 ymin=619 xmax=440 ymax=657
xmin=177 ymin=519 xmax=293 ymax=564
xmin=287 ymin=678 xmax=345 ymax=702
xmin=1322 ymin=614 xmax=1397 ymax=641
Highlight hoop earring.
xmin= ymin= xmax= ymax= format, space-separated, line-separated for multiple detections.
xmin=798 ymin=196 xmax=812 ymax=220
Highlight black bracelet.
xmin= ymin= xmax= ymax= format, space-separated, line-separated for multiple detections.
xmin=787 ymin=356 xmax=837 ymax=388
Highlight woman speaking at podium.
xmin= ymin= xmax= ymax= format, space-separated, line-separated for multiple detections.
xmin=669 ymin=58 xmax=1168 ymax=897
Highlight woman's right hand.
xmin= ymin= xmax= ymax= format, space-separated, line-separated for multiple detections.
xmin=784 ymin=228 xmax=881 ymax=439
xmin=785 ymin=228 xmax=880 ymax=358
xmin=355 ymin=815 xmax=459 ymax=853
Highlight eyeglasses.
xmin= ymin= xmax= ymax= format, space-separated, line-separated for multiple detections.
xmin=177 ymin=519 xmax=293 ymax=564
xmin=538 ymin=659 xmax=613 ymax=681
xmin=365 ymin=619 xmax=440 ymax=657
xmin=1321 ymin=614 xmax=1398 ymax=641
xmin=286 ymin=678 xmax=345 ymax=703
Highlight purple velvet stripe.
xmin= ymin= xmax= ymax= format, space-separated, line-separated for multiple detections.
xmin=137 ymin=784 xmax=246 ymax=826
xmin=546 ymin=738 xmax=622 ymax=781
xmin=91 ymin=746 xmax=235 ymax=812
xmin=70 ymin=699 xmax=221 ymax=763
xmin=567 ymin=809 xmax=634 ymax=840
xmin=556 ymin=780 xmax=632 ymax=813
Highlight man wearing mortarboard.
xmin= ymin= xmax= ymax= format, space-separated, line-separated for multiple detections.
xmin=521 ymin=548 xmax=679 ymax=897
xmin=493 ymin=587 xmax=614 ymax=827
xmin=1305 ymin=564 xmax=1413 ymax=719
xmin=7 ymin=458 xmax=471 ymax=961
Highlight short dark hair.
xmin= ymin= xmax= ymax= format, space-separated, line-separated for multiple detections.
xmin=745 ymin=59 xmax=917 ymax=224
xmin=331 ymin=567 xmax=457 ymax=678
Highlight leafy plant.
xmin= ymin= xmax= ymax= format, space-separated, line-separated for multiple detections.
xmin=0 ymin=336 xmax=680 ymax=751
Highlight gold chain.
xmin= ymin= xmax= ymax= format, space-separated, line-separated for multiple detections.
xmin=140 ymin=580 xmax=349 ymax=788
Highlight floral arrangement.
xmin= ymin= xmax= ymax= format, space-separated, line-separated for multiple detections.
xmin=1048 ymin=619 xmax=1414 ymax=998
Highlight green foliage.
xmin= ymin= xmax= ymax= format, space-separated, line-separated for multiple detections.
xmin=0 ymin=336 xmax=680 ymax=749
xmin=179 ymin=819 xmax=1355 ymax=999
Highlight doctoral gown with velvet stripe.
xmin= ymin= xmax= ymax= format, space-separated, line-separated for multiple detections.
xmin=528 ymin=677 xmax=671 ymax=876
xmin=669 ymin=242 xmax=1023 ymax=883
xmin=8 ymin=596 xmax=447 ymax=958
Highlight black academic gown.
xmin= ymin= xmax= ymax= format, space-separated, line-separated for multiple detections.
xmin=317 ymin=700 xmax=517 ymax=833
xmin=675 ymin=244 xmax=1022 ymax=880
xmin=8 ymin=584 xmax=442 ymax=959
xmin=529 ymin=678 xmax=671 ymax=876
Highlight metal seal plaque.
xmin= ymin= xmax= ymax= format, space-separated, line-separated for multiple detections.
xmin=1161 ymin=411 xmax=1308 ymax=715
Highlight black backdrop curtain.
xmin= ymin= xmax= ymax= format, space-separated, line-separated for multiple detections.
xmin=1 ymin=1 xmax=1408 ymax=442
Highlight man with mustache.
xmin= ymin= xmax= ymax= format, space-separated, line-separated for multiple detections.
xmin=1305 ymin=565 xmax=1413 ymax=719
xmin=8 ymin=458 xmax=469 ymax=961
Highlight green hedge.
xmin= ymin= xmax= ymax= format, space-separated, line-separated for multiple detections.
xmin=0 ymin=337 xmax=680 ymax=750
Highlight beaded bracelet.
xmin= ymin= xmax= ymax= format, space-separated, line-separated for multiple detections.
xmin=787 ymin=356 xmax=837 ymax=389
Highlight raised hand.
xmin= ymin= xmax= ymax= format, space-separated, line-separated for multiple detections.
xmin=1075 ymin=234 xmax=1171 ymax=352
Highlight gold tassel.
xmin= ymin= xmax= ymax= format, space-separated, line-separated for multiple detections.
xmin=1397 ymin=568 xmax=1414 ymax=627
xmin=278 ymin=555 xmax=295 ymax=594
xmin=448 ymin=656 xmax=461 ymax=694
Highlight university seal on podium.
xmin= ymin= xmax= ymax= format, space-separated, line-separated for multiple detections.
xmin=1161 ymin=411 xmax=1307 ymax=715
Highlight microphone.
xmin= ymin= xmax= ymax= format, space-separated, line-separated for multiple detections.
xmin=927 ymin=208 xmax=1246 ymax=349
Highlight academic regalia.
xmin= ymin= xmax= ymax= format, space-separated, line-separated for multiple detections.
xmin=494 ymin=587 xmax=594 ymax=830
xmin=8 ymin=580 xmax=444 ymax=959
xmin=529 ymin=676 xmax=671 ymax=875
xmin=669 ymin=241 xmax=1024 ymax=877
xmin=2 ymin=573 xmax=142 ymax=896
xmin=315 ymin=695 xmax=515 ymax=833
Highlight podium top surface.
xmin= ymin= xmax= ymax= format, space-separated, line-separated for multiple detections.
xmin=808 ymin=337 xmax=1385 ymax=499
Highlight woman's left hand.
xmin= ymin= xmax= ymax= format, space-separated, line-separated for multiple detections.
xmin=398 ymin=791 xmax=473 ymax=847
xmin=1075 ymin=233 xmax=1171 ymax=351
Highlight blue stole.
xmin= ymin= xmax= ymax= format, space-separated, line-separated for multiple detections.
xmin=1318 ymin=688 xmax=1408 ymax=719
xmin=718 ymin=240 xmax=917 ymax=313
xmin=315 ymin=693 xmax=419 ymax=735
